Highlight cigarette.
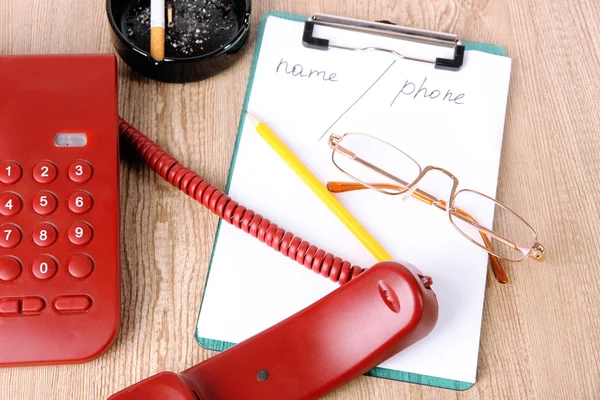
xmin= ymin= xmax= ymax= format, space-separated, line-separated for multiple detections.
xmin=167 ymin=3 xmax=173 ymax=26
xmin=150 ymin=0 xmax=165 ymax=61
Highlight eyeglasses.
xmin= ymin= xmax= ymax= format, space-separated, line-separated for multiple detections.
xmin=327 ymin=132 xmax=546 ymax=284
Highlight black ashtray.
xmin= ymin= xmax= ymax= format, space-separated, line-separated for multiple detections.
xmin=107 ymin=0 xmax=251 ymax=83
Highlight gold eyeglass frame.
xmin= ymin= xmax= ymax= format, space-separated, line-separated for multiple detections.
xmin=327 ymin=132 xmax=546 ymax=284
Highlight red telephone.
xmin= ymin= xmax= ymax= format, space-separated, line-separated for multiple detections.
xmin=0 ymin=54 xmax=439 ymax=399
xmin=0 ymin=55 xmax=120 ymax=366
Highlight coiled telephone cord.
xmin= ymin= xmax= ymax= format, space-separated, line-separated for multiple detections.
xmin=118 ymin=118 xmax=365 ymax=285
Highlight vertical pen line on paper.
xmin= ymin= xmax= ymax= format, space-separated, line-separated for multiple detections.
xmin=319 ymin=60 xmax=397 ymax=141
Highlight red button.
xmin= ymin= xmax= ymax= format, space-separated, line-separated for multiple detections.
xmin=0 ymin=297 xmax=45 ymax=316
xmin=0 ymin=192 xmax=22 ymax=217
xmin=22 ymin=297 xmax=45 ymax=314
xmin=67 ymin=254 xmax=94 ymax=279
xmin=33 ymin=161 xmax=58 ymax=184
xmin=67 ymin=191 xmax=93 ymax=215
xmin=68 ymin=160 xmax=93 ymax=184
xmin=0 ymin=161 xmax=22 ymax=185
xmin=53 ymin=295 xmax=92 ymax=312
xmin=68 ymin=222 xmax=93 ymax=246
xmin=0 ymin=224 xmax=22 ymax=249
xmin=0 ymin=257 xmax=22 ymax=282
xmin=31 ymin=255 xmax=58 ymax=280
xmin=0 ymin=299 xmax=20 ymax=316
xmin=32 ymin=191 xmax=58 ymax=216
xmin=32 ymin=223 xmax=58 ymax=248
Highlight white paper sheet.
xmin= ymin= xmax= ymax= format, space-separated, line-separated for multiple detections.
xmin=196 ymin=15 xmax=512 ymax=385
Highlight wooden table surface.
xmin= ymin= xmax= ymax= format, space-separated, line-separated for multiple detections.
xmin=2 ymin=0 xmax=599 ymax=399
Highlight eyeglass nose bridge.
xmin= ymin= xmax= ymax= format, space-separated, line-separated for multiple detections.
xmin=402 ymin=166 xmax=460 ymax=213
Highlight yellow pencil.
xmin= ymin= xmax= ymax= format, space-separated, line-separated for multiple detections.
xmin=246 ymin=112 xmax=393 ymax=262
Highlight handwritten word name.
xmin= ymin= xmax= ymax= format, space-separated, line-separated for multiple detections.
xmin=390 ymin=77 xmax=465 ymax=106
xmin=276 ymin=58 xmax=338 ymax=82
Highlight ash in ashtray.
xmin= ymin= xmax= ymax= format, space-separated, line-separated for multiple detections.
xmin=123 ymin=0 xmax=239 ymax=58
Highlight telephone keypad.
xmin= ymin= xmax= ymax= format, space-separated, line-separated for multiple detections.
xmin=0 ymin=159 xmax=97 ymax=310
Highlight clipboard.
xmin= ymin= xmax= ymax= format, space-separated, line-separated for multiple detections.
xmin=196 ymin=11 xmax=509 ymax=391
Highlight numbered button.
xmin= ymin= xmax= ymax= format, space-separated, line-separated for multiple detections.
xmin=67 ymin=191 xmax=93 ymax=215
xmin=67 ymin=254 xmax=94 ymax=279
xmin=32 ymin=223 xmax=58 ymax=248
xmin=0 ymin=224 xmax=22 ymax=249
xmin=0 ymin=257 xmax=22 ymax=282
xmin=0 ymin=161 xmax=22 ymax=185
xmin=68 ymin=222 xmax=93 ymax=246
xmin=33 ymin=161 xmax=58 ymax=184
xmin=0 ymin=192 xmax=22 ymax=217
xmin=68 ymin=160 xmax=93 ymax=184
xmin=31 ymin=255 xmax=57 ymax=280
xmin=32 ymin=191 xmax=58 ymax=216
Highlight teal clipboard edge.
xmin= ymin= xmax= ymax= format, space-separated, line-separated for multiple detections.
xmin=195 ymin=10 xmax=509 ymax=392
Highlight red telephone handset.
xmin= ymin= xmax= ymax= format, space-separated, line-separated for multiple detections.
xmin=110 ymin=261 xmax=438 ymax=400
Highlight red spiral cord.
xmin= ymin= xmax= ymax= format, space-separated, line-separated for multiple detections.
xmin=118 ymin=118 xmax=365 ymax=285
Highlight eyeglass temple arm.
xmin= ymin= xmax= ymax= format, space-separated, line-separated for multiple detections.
xmin=327 ymin=181 xmax=508 ymax=284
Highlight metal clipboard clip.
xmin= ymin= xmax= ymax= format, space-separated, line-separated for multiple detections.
xmin=302 ymin=14 xmax=465 ymax=71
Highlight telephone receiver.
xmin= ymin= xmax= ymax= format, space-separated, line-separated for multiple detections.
xmin=109 ymin=261 xmax=438 ymax=400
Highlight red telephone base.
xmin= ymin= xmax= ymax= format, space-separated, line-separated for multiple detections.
xmin=110 ymin=261 xmax=438 ymax=400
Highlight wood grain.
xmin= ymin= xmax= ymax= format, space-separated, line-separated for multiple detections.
xmin=1 ymin=0 xmax=599 ymax=398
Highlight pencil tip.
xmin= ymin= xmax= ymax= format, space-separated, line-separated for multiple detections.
xmin=245 ymin=111 xmax=260 ymax=127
